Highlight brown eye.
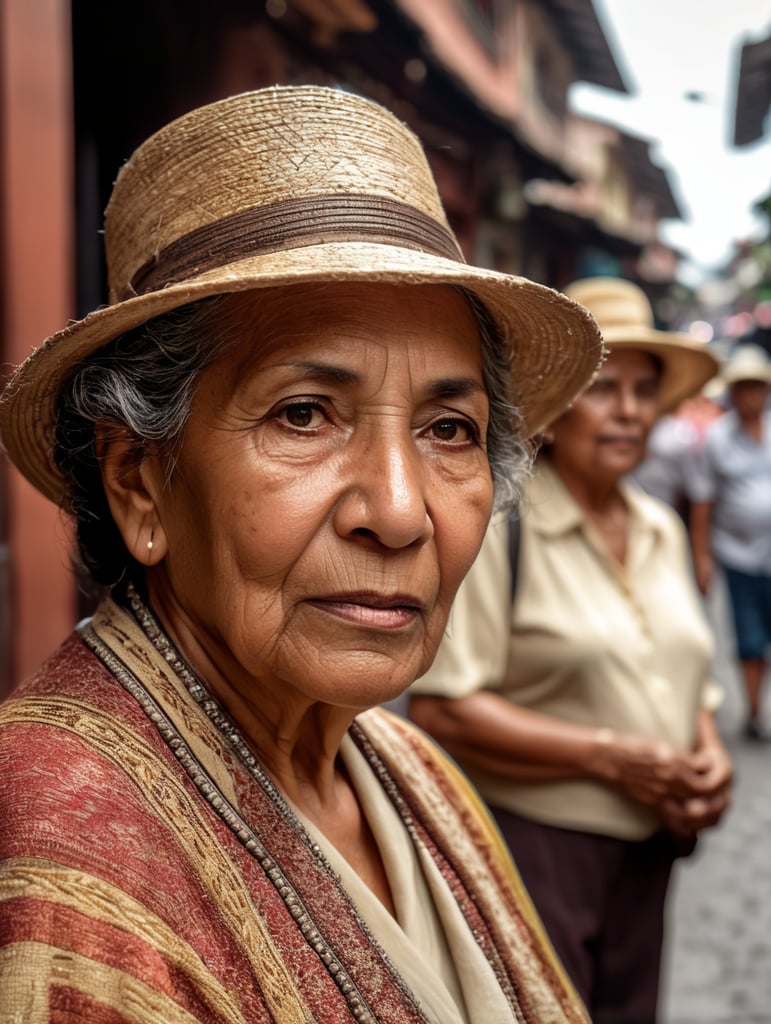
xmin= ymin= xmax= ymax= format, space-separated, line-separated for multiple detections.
xmin=588 ymin=379 xmax=616 ymax=395
xmin=431 ymin=419 xmax=474 ymax=442
xmin=283 ymin=403 xmax=317 ymax=427
xmin=636 ymin=380 xmax=660 ymax=401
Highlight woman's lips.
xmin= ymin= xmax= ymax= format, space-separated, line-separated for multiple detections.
xmin=599 ymin=434 xmax=643 ymax=447
xmin=306 ymin=593 xmax=424 ymax=629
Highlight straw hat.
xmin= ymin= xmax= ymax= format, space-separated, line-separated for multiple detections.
xmin=1 ymin=85 xmax=603 ymax=505
xmin=563 ymin=277 xmax=719 ymax=413
xmin=721 ymin=343 xmax=771 ymax=386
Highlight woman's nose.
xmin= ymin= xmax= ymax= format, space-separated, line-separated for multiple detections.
xmin=617 ymin=385 xmax=641 ymax=418
xmin=333 ymin=430 xmax=433 ymax=549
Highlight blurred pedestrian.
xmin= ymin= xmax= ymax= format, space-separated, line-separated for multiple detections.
xmin=632 ymin=379 xmax=724 ymax=519
xmin=409 ymin=277 xmax=732 ymax=1024
xmin=691 ymin=343 xmax=771 ymax=740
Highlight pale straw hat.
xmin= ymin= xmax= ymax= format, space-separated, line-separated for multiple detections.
xmin=564 ymin=277 xmax=719 ymax=413
xmin=1 ymin=85 xmax=603 ymax=505
xmin=721 ymin=343 xmax=771 ymax=386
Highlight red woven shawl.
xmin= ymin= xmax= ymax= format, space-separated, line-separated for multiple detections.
xmin=0 ymin=596 xmax=586 ymax=1023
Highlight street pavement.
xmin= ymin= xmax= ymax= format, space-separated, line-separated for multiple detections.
xmin=662 ymin=575 xmax=771 ymax=1024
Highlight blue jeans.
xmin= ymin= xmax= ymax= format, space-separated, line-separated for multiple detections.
xmin=723 ymin=565 xmax=771 ymax=660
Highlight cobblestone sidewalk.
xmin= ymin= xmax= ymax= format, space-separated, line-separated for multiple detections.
xmin=662 ymin=579 xmax=771 ymax=1024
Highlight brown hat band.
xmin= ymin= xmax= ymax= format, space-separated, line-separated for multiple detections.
xmin=124 ymin=193 xmax=465 ymax=299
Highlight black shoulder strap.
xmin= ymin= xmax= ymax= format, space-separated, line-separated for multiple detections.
xmin=508 ymin=509 xmax=521 ymax=603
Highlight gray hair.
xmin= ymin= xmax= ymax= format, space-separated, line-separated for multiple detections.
xmin=53 ymin=289 xmax=529 ymax=588
xmin=461 ymin=290 xmax=532 ymax=509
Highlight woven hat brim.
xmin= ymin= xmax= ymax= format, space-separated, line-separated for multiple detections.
xmin=722 ymin=365 xmax=771 ymax=385
xmin=599 ymin=326 xmax=720 ymax=413
xmin=0 ymin=241 xmax=604 ymax=506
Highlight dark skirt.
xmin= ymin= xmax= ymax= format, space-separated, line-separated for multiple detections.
xmin=490 ymin=805 xmax=689 ymax=1024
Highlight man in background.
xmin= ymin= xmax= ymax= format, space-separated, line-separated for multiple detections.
xmin=691 ymin=344 xmax=771 ymax=740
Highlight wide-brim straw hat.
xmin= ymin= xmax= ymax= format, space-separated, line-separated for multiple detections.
xmin=1 ymin=85 xmax=603 ymax=506
xmin=564 ymin=277 xmax=719 ymax=413
xmin=721 ymin=343 xmax=771 ymax=385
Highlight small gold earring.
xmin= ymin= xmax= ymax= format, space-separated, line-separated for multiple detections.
xmin=147 ymin=531 xmax=154 ymax=554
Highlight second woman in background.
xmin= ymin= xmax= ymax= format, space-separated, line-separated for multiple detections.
xmin=409 ymin=277 xmax=733 ymax=1024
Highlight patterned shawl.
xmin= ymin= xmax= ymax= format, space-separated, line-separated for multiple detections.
xmin=0 ymin=590 xmax=588 ymax=1023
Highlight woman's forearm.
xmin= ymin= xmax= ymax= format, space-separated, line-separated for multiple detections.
xmin=409 ymin=692 xmax=721 ymax=810
xmin=689 ymin=501 xmax=714 ymax=593
xmin=409 ymin=691 xmax=617 ymax=782
xmin=694 ymin=706 xmax=721 ymax=751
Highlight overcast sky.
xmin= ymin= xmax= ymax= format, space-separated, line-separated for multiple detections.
xmin=569 ymin=0 xmax=771 ymax=285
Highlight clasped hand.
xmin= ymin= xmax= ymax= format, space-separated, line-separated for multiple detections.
xmin=611 ymin=734 xmax=732 ymax=838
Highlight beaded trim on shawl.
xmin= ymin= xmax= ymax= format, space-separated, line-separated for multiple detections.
xmin=78 ymin=584 xmax=423 ymax=1024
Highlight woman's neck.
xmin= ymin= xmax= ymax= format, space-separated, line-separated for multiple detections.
xmin=551 ymin=461 xmax=629 ymax=563
xmin=551 ymin=459 xmax=623 ymax=516
xmin=143 ymin=574 xmax=357 ymax=809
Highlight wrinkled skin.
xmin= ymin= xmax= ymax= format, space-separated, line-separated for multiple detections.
xmin=99 ymin=282 xmax=494 ymax=816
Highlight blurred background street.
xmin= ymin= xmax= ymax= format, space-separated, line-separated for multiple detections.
xmin=3 ymin=3 xmax=771 ymax=1019
xmin=663 ymin=574 xmax=771 ymax=1024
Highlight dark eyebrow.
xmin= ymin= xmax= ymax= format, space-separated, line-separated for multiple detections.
xmin=285 ymin=361 xmax=361 ymax=385
xmin=427 ymin=377 xmax=487 ymax=400
xmin=283 ymin=364 xmax=485 ymax=399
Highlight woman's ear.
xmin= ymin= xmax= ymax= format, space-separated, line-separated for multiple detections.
xmin=95 ymin=423 xmax=169 ymax=566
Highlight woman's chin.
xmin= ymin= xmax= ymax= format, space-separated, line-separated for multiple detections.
xmin=316 ymin=662 xmax=421 ymax=713
xmin=342 ymin=675 xmax=417 ymax=713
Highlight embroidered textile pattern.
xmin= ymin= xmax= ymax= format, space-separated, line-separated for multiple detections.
xmin=79 ymin=594 xmax=388 ymax=1024
xmin=0 ymin=588 xmax=589 ymax=1022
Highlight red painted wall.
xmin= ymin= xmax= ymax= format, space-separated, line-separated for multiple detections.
xmin=0 ymin=0 xmax=77 ymax=694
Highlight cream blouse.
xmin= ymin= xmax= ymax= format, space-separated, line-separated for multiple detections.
xmin=413 ymin=459 xmax=717 ymax=841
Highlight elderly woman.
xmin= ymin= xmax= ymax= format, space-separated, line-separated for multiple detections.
xmin=410 ymin=278 xmax=733 ymax=1024
xmin=0 ymin=88 xmax=603 ymax=1023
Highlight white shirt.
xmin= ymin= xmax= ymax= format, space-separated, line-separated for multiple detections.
xmin=689 ymin=409 xmax=771 ymax=573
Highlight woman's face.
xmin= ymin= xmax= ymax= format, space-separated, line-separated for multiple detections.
xmin=730 ymin=378 xmax=769 ymax=419
xmin=141 ymin=283 xmax=494 ymax=711
xmin=548 ymin=347 xmax=661 ymax=485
